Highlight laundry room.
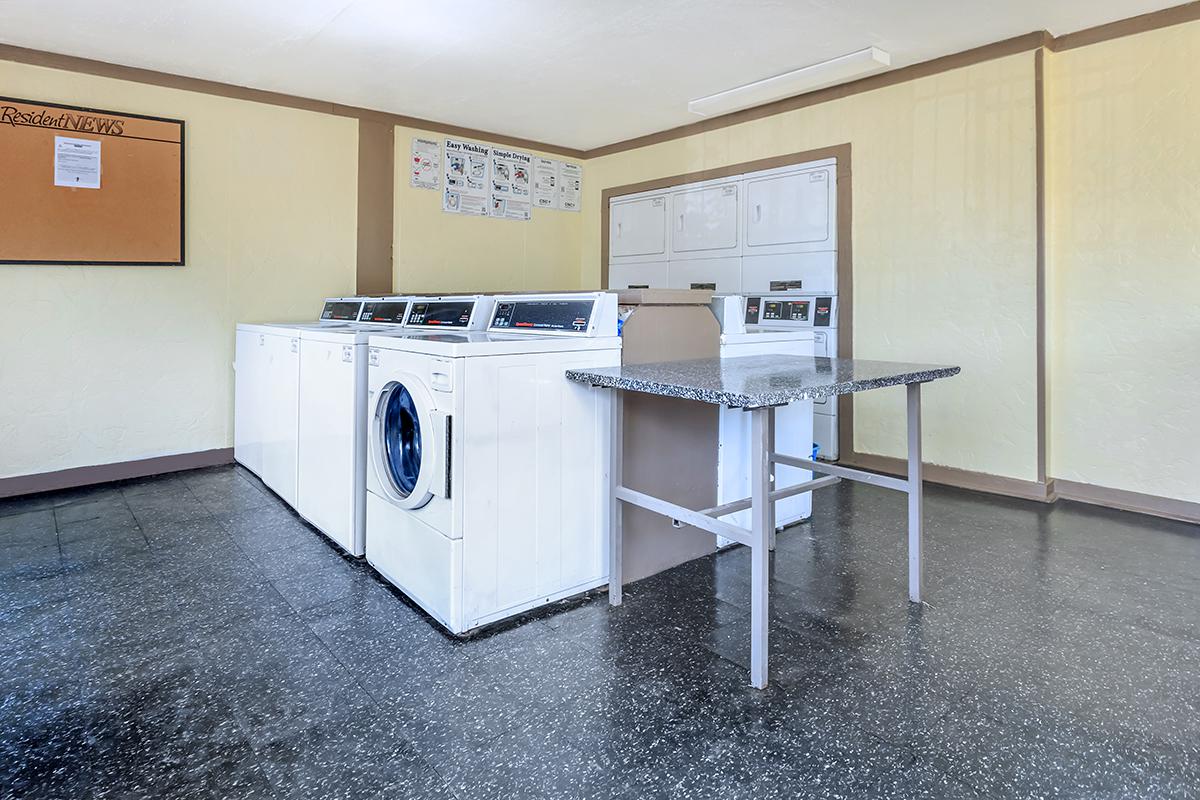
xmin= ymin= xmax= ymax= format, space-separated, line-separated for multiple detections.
xmin=1 ymin=2 xmax=1198 ymax=798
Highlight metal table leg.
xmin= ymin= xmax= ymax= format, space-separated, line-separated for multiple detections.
xmin=907 ymin=382 xmax=923 ymax=604
xmin=609 ymin=388 xmax=624 ymax=606
xmin=767 ymin=406 xmax=777 ymax=551
xmin=749 ymin=406 xmax=775 ymax=688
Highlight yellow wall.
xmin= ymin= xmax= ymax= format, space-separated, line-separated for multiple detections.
xmin=392 ymin=126 xmax=583 ymax=293
xmin=583 ymin=54 xmax=1040 ymax=481
xmin=0 ymin=61 xmax=358 ymax=479
xmin=1046 ymin=22 xmax=1200 ymax=502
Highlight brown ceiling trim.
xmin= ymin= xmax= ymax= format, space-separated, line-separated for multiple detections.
xmin=1048 ymin=0 xmax=1200 ymax=52
xmin=583 ymin=32 xmax=1047 ymax=159
xmin=0 ymin=43 xmax=585 ymax=159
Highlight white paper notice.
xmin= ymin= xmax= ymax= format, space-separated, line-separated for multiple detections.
xmin=489 ymin=148 xmax=532 ymax=220
xmin=54 ymin=136 xmax=101 ymax=189
xmin=443 ymin=138 xmax=490 ymax=215
xmin=533 ymin=157 xmax=558 ymax=209
xmin=558 ymin=161 xmax=582 ymax=212
xmin=410 ymin=138 xmax=440 ymax=190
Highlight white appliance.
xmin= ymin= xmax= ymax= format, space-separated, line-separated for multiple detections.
xmin=234 ymin=297 xmax=364 ymax=507
xmin=711 ymin=295 xmax=816 ymax=534
xmin=295 ymin=297 xmax=415 ymax=557
xmin=365 ymin=292 xmax=621 ymax=634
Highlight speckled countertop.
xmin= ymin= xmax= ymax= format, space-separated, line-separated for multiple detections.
xmin=565 ymin=355 xmax=961 ymax=408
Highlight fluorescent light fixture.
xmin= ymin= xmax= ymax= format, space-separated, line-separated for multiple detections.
xmin=687 ymin=47 xmax=892 ymax=117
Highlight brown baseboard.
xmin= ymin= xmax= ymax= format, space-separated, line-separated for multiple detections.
xmin=1052 ymin=478 xmax=1200 ymax=525
xmin=838 ymin=451 xmax=1055 ymax=502
xmin=0 ymin=448 xmax=234 ymax=499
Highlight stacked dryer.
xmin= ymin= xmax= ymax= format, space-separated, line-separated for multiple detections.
xmin=365 ymin=292 xmax=620 ymax=634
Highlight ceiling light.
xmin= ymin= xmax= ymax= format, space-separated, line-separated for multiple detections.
xmin=687 ymin=47 xmax=892 ymax=117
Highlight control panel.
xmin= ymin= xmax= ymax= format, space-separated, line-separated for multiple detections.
xmin=358 ymin=300 xmax=409 ymax=324
xmin=405 ymin=300 xmax=476 ymax=328
xmin=739 ymin=294 xmax=837 ymax=328
xmin=490 ymin=299 xmax=595 ymax=333
xmin=319 ymin=300 xmax=363 ymax=321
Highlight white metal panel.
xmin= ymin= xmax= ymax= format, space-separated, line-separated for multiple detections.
xmin=259 ymin=333 xmax=300 ymax=508
xmin=607 ymin=261 xmax=668 ymax=289
xmin=297 ymin=338 xmax=367 ymax=556
xmin=667 ymin=257 xmax=741 ymax=293
xmin=741 ymin=252 xmax=837 ymax=294
xmin=233 ymin=328 xmax=264 ymax=478
xmin=670 ymin=181 xmax=740 ymax=257
xmin=743 ymin=164 xmax=836 ymax=255
xmin=814 ymin=412 xmax=838 ymax=461
xmin=609 ymin=194 xmax=669 ymax=262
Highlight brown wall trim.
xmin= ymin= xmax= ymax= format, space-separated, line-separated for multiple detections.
xmin=355 ymin=119 xmax=395 ymax=295
xmin=1050 ymin=1 xmax=1200 ymax=51
xmin=1053 ymin=479 xmax=1200 ymax=526
xmin=0 ymin=44 xmax=585 ymax=159
xmin=839 ymin=452 xmax=1057 ymax=503
xmin=0 ymin=448 xmax=234 ymax=499
xmin=1034 ymin=50 xmax=1048 ymax=484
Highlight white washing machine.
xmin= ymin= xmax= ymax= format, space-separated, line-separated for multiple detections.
xmin=711 ymin=294 xmax=817 ymax=532
xmin=365 ymin=292 xmax=621 ymax=634
xmin=234 ymin=297 xmax=365 ymax=507
xmin=295 ymin=297 xmax=417 ymax=557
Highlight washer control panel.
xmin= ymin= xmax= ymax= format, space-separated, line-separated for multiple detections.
xmin=319 ymin=299 xmax=363 ymax=321
xmin=743 ymin=294 xmax=836 ymax=328
xmin=358 ymin=300 xmax=409 ymax=324
xmin=490 ymin=299 xmax=595 ymax=333
xmin=405 ymin=300 xmax=476 ymax=328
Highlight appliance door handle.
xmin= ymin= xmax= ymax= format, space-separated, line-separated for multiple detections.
xmin=754 ymin=203 xmax=762 ymax=224
xmin=677 ymin=213 xmax=685 ymax=232
xmin=616 ymin=221 xmax=622 ymax=239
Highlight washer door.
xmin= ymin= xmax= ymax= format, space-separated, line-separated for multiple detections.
xmin=373 ymin=377 xmax=439 ymax=509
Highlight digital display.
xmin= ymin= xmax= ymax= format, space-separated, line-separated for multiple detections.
xmin=491 ymin=300 xmax=595 ymax=332
xmin=358 ymin=301 xmax=409 ymax=324
xmin=320 ymin=301 xmax=362 ymax=321
xmin=406 ymin=300 xmax=475 ymax=327
xmin=760 ymin=299 xmax=809 ymax=322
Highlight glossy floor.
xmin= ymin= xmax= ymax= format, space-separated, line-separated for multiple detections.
xmin=1 ymin=465 xmax=1197 ymax=799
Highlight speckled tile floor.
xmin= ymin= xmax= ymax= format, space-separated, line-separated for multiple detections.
xmin=1 ymin=465 xmax=1197 ymax=799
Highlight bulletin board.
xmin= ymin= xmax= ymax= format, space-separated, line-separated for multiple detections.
xmin=0 ymin=96 xmax=184 ymax=265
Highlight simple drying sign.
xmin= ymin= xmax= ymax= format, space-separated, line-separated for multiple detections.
xmin=0 ymin=96 xmax=184 ymax=265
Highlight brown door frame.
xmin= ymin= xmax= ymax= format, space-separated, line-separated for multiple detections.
xmin=598 ymin=143 xmax=855 ymax=459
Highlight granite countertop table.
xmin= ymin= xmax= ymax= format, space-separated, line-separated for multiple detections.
xmin=565 ymin=355 xmax=961 ymax=408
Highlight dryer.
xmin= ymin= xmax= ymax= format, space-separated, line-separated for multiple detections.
xmin=234 ymin=297 xmax=364 ymax=507
xmin=365 ymin=292 xmax=621 ymax=634
xmin=711 ymin=294 xmax=817 ymax=532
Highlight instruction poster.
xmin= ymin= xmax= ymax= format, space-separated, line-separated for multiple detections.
xmin=54 ymin=136 xmax=101 ymax=189
xmin=489 ymin=148 xmax=532 ymax=220
xmin=558 ymin=161 xmax=582 ymax=211
xmin=410 ymin=137 xmax=439 ymax=190
xmin=443 ymin=138 xmax=489 ymax=215
xmin=533 ymin=157 xmax=558 ymax=209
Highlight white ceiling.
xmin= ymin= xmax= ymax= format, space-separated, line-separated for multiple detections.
xmin=0 ymin=0 xmax=1181 ymax=150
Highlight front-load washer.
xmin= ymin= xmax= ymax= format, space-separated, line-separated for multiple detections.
xmin=235 ymin=297 xmax=365 ymax=507
xmin=711 ymin=294 xmax=816 ymax=532
xmin=295 ymin=297 xmax=418 ymax=557
xmin=365 ymin=292 xmax=621 ymax=634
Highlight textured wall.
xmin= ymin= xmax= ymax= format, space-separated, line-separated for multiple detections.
xmin=0 ymin=61 xmax=358 ymax=479
xmin=582 ymin=54 xmax=1040 ymax=482
xmin=1046 ymin=22 xmax=1200 ymax=502
xmin=391 ymin=126 xmax=583 ymax=294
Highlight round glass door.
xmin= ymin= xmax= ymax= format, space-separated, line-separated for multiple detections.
xmin=381 ymin=384 xmax=422 ymax=498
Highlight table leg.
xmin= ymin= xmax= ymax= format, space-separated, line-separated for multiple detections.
xmin=750 ymin=406 xmax=774 ymax=689
xmin=907 ymin=382 xmax=923 ymax=604
xmin=608 ymin=388 xmax=624 ymax=607
xmin=767 ymin=406 xmax=777 ymax=550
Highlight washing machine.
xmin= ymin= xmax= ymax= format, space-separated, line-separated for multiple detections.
xmin=295 ymin=297 xmax=418 ymax=557
xmin=234 ymin=297 xmax=365 ymax=507
xmin=711 ymin=294 xmax=817 ymax=532
xmin=365 ymin=292 xmax=621 ymax=634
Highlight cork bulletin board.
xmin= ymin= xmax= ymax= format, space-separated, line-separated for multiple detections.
xmin=0 ymin=96 xmax=184 ymax=265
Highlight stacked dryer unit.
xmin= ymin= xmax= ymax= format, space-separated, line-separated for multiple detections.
xmin=234 ymin=297 xmax=364 ymax=507
xmin=364 ymin=292 xmax=620 ymax=634
xmin=607 ymin=158 xmax=841 ymax=459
